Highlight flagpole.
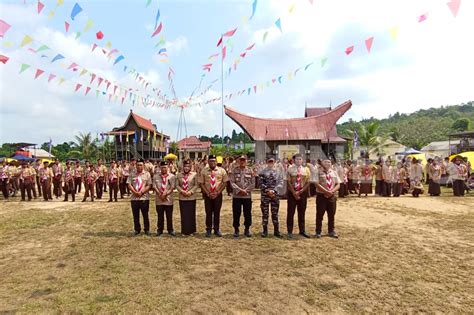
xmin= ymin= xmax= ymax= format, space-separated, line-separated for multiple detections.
xmin=221 ymin=35 xmax=225 ymax=148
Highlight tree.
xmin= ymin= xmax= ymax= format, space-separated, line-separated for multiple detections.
xmin=73 ymin=132 xmax=97 ymax=161
xmin=451 ymin=118 xmax=471 ymax=132
xmin=353 ymin=122 xmax=388 ymax=158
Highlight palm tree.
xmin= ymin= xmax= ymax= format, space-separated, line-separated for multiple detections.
xmin=348 ymin=122 xmax=388 ymax=159
xmin=74 ymin=132 xmax=97 ymax=161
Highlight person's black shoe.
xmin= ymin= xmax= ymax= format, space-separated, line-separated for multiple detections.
xmin=156 ymin=231 xmax=163 ymax=237
xmin=288 ymin=233 xmax=293 ymax=239
xmin=261 ymin=226 xmax=268 ymax=237
xmin=274 ymin=231 xmax=282 ymax=238
xmin=81 ymin=199 xmax=86 ymax=202
xmin=134 ymin=231 xmax=140 ymax=236
xmin=315 ymin=233 xmax=322 ymax=239
xmin=144 ymin=231 xmax=150 ymax=236
xmin=214 ymin=230 xmax=222 ymax=237
xmin=244 ymin=228 xmax=251 ymax=237
xmin=169 ymin=231 xmax=176 ymax=236
xmin=328 ymin=231 xmax=339 ymax=239
xmin=299 ymin=231 xmax=310 ymax=238
xmin=205 ymin=230 xmax=211 ymax=237
xmin=233 ymin=228 xmax=239 ymax=238
xmin=107 ymin=199 xmax=112 ymax=202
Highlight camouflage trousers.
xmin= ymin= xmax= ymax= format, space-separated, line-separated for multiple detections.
xmin=260 ymin=193 xmax=279 ymax=226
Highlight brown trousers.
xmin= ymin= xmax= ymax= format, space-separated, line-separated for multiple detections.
xmin=41 ymin=178 xmax=52 ymax=200
xmin=83 ymin=182 xmax=95 ymax=201
xmin=20 ymin=179 xmax=33 ymax=201
xmin=63 ymin=180 xmax=75 ymax=201
xmin=287 ymin=191 xmax=308 ymax=234
xmin=316 ymin=193 xmax=337 ymax=234
xmin=52 ymin=176 xmax=62 ymax=197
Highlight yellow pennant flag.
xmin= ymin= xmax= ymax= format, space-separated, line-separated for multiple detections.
xmin=79 ymin=69 xmax=88 ymax=76
xmin=105 ymin=41 xmax=112 ymax=49
xmin=3 ymin=41 xmax=14 ymax=48
xmin=147 ymin=130 xmax=150 ymax=141
xmin=242 ymin=16 xmax=249 ymax=25
xmin=48 ymin=10 xmax=55 ymax=19
xmin=20 ymin=35 xmax=33 ymax=48
xmin=84 ymin=19 xmax=94 ymax=33
xmin=57 ymin=0 xmax=64 ymax=6
xmin=126 ymin=133 xmax=129 ymax=143
xmin=288 ymin=3 xmax=295 ymax=13
xmin=389 ymin=27 xmax=398 ymax=40
xmin=58 ymin=77 xmax=66 ymax=85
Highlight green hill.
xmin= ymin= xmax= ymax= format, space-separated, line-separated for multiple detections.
xmin=337 ymin=101 xmax=474 ymax=149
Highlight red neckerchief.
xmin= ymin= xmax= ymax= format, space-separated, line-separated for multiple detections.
xmin=209 ymin=168 xmax=217 ymax=192
xmin=182 ymin=172 xmax=189 ymax=192
xmin=295 ymin=166 xmax=302 ymax=191
xmin=326 ymin=170 xmax=334 ymax=190
xmin=160 ymin=173 xmax=168 ymax=193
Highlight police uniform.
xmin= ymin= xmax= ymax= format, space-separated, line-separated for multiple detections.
xmin=176 ymin=163 xmax=198 ymax=235
xmin=119 ymin=162 xmax=130 ymax=197
xmin=63 ymin=165 xmax=76 ymax=202
xmin=153 ymin=161 xmax=176 ymax=235
xmin=198 ymin=155 xmax=229 ymax=236
xmin=230 ymin=156 xmax=255 ymax=237
xmin=258 ymin=157 xmax=284 ymax=237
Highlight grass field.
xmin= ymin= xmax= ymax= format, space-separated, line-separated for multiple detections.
xmin=0 ymin=189 xmax=473 ymax=313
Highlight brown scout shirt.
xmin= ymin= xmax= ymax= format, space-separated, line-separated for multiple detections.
xmin=127 ymin=170 xmax=152 ymax=201
xmin=176 ymin=171 xmax=198 ymax=201
xmin=198 ymin=166 xmax=229 ymax=195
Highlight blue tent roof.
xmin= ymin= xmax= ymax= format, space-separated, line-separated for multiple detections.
xmin=11 ymin=154 xmax=36 ymax=162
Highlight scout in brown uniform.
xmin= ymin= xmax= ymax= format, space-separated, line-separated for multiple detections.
xmin=127 ymin=159 xmax=152 ymax=235
xmin=198 ymin=155 xmax=229 ymax=237
xmin=39 ymin=161 xmax=53 ymax=201
xmin=119 ymin=160 xmax=130 ymax=198
xmin=449 ymin=156 xmax=467 ymax=196
xmin=108 ymin=161 xmax=120 ymax=202
xmin=0 ymin=161 xmax=10 ymax=199
xmin=74 ymin=161 xmax=84 ymax=193
xmin=62 ymin=162 xmax=76 ymax=202
xmin=95 ymin=159 xmax=107 ymax=199
xmin=391 ymin=162 xmax=406 ymax=197
xmin=33 ymin=160 xmax=42 ymax=198
xmin=315 ymin=159 xmax=341 ymax=238
xmin=428 ymin=158 xmax=441 ymax=196
xmin=358 ymin=159 xmax=374 ymax=197
xmin=51 ymin=158 xmax=63 ymax=198
xmin=153 ymin=161 xmax=176 ymax=236
xmin=410 ymin=159 xmax=424 ymax=197
xmin=381 ymin=159 xmax=392 ymax=197
xmin=374 ymin=161 xmax=383 ymax=196
xmin=19 ymin=162 xmax=35 ymax=201
xmin=176 ymin=160 xmax=198 ymax=235
xmin=286 ymin=154 xmax=311 ymax=238
xmin=230 ymin=155 xmax=255 ymax=238
xmin=82 ymin=164 xmax=98 ymax=202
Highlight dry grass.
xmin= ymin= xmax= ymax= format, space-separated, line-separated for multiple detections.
xmin=0 ymin=189 xmax=473 ymax=314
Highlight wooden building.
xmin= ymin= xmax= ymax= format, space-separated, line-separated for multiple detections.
xmin=177 ymin=136 xmax=211 ymax=160
xmin=225 ymin=100 xmax=352 ymax=161
xmin=106 ymin=110 xmax=169 ymax=160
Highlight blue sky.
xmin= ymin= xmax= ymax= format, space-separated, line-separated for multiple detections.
xmin=0 ymin=0 xmax=473 ymax=145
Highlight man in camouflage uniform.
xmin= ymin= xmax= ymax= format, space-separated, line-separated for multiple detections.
xmin=258 ymin=156 xmax=284 ymax=237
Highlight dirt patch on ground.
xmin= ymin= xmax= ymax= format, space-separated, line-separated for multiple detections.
xmin=0 ymin=191 xmax=473 ymax=313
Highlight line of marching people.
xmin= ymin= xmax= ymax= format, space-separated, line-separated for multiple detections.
xmin=334 ymin=155 xmax=472 ymax=198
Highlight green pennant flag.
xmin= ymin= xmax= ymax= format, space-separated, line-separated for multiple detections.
xmin=263 ymin=31 xmax=269 ymax=43
xmin=19 ymin=63 xmax=31 ymax=74
xmin=36 ymin=44 xmax=49 ymax=52
xmin=321 ymin=57 xmax=328 ymax=67
xmin=146 ymin=0 xmax=152 ymax=7
xmin=75 ymin=32 xmax=82 ymax=39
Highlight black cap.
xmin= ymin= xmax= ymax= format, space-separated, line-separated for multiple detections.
xmin=137 ymin=158 xmax=145 ymax=163
xmin=160 ymin=161 xmax=168 ymax=166
xmin=238 ymin=154 xmax=248 ymax=160
xmin=266 ymin=155 xmax=275 ymax=162
xmin=183 ymin=159 xmax=191 ymax=165
xmin=208 ymin=155 xmax=217 ymax=160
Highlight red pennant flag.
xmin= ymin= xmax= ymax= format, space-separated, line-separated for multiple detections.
xmin=365 ymin=37 xmax=374 ymax=53
xmin=97 ymin=77 xmax=103 ymax=87
xmin=0 ymin=55 xmax=9 ymax=64
xmin=345 ymin=46 xmax=354 ymax=55
xmin=37 ymin=1 xmax=45 ymax=14
xmin=447 ymin=0 xmax=461 ymax=18
xmin=272 ymin=78 xmax=276 ymax=83
xmin=121 ymin=97 xmax=125 ymax=104
xmin=246 ymin=43 xmax=256 ymax=51
xmin=48 ymin=73 xmax=56 ymax=82
xmin=222 ymin=46 xmax=227 ymax=60
xmin=418 ymin=13 xmax=428 ymax=22
xmin=68 ymin=62 xmax=78 ymax=70
xmin=114 ymin=85 xmax=117 ymax=94
xmin=216 ymin=36 xmax=223 ymax=47
xmin=91 ymin=43 xmax=98 ymax=52
xmin=151 ymin=22 xmax=163 ymax=37
xmin=90 ymin=73 xmax=96 ymax=84
xmin=240 ymin=52 xmax=247 ymax=58
xmin=85 ymin=86 xmax=91 ymax=96
xmin=34 ymin=69 xmax=44 ymax=79
xmin=96 ymin=31 xmax=104 ymax=40
xmin=223 ymin=28 xmax=237 ymax=37
xmin=65 ymin=21 xmax=70 ymax=32
xmin=253 ymin=85 xmax=257 ymax=93
xmin=75 ymin=83 xmax=82 ymax=92
xmin=106 ymin=81 xmax=111 ymax=92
